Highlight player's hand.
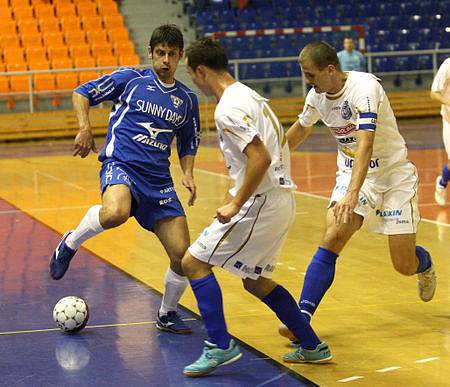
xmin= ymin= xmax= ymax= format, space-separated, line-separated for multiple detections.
xmin=73 ymin=129 xmax=97 ymax=158
xmin=216 ymin=202 xmax=240 ymax=224
xmin=334 ymin=191 xmax=358 ymax=226
xmin=182 ymin=175 xmax=196 ymax=206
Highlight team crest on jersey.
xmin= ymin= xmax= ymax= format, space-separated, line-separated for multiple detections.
xmin=341 ymin=100 xmax=352 ymax=120
xmin=170 ymin=95 xmax=184 ymax=108
xmin=146 ymin=85 xmax=156 ymax=92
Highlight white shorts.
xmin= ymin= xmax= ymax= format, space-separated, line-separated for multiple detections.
xmin=188 ymin=189 xmax=296 ymax=279
xmin=443 ymin=118 xmax=450 ymax=159
xmin=329 ymin=161 xmax=420 ymax=234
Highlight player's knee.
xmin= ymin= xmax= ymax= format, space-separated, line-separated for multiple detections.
xmin=100 ymin=206 xmax=129 ymax=228
xmin=181 ymin=252 xmax=198 ymax=277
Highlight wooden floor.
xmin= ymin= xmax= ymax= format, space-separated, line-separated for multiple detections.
xmin=0 ymin=136 xmax=449 ymax=386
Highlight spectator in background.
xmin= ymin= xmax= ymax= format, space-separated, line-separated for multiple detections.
xmin=337 ymin=36 xmax=366 ymax=72
xmin=430 ymin=57 xmax=450 ymax=206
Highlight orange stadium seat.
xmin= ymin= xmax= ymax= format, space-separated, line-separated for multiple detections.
xmin=0 ymin=7 xmax=13 ymax=19
xmin=0 ymin=35 xmax=21 ymax=49
xmin=2 ymin=20 xmax=17 ymax=33
xmin=69 ymin=44 xmax=91 ymax=58
xmin=103 ymin=14 xmax=124 ymax=29
xmin=90 ymin=42 xmax=111 ymax=57
xmin=17 ymin=19 xmax=40 ymax=35
xmin=47 ymin=46 xmax=69 ymax=61
xmin=10 ymin=75 xmax=30 ymax=93
xmin=0 ymin=76 xmax=10 ymax=93
xmin=76 ymin=2 xmax=98 ymax=17
xmin=85 ymin=29 xmax=108 ymax=44
xmin=96 ymin=55 xmax=117 ymax=67
xmin=106 ymin=27 xmax=129 ymax=43
xmin=33 ymin=73 xmax=56 ymax=91
xmin=60 ymin=16 xmax=81 ymax=32
xmin=21 ymin=34 xmax=43 ymax=48
xmin=97 ymin=1 xmax=118 ymax=15
xmin=56 ymin=72 xmax=79 ymax=90
xmin=118 ymin=54 xmax=140 ymax=66
xmin=81 ymin=16 xmax=103 ymax=30
xmin=34 ymin=4 xmax=55 ymax=19
xmin=55 ymin=3 xmax=77 ymax=17
xmin=64 ymin=31 xmax=86 ymax=45
xmin=74 ymin=56 xmax=95 ymax=68
xmin=42 ymin=32 xmax=65 ymax=47
xmin=38 ymin=18 xmax=61 ymax=33
xmin=4 ymin=48 xmax=26 ymax=63
xmin=26 ymin=47 xmax=47 ymax=62
xmin=78 ymin=70 xmax=98 ymax=84
xmin=6 ymin=62 xmax=27 ymax=72
xmin=51 ymin=57 xmax=73 ymax=69
xmin=0 ymin=62 xmax=6 ymax=72
xmin=28 ymin=60 xmax=50 ymax=70
xmin=10 ymin=0 xmax=30 ymax=7
xmin=13 ymin=6 xmax=35 ymax=20
xmin=113 ymin=41 xmax=135 ymax=57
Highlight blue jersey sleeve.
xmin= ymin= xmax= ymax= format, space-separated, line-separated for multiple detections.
xmin=75 ymin=68 xmax=143 ymax=106
xmin=176 ymin=92 xmax=201 ymax=158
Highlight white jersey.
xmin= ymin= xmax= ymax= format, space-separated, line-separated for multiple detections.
xmin=431 ymin=58 xmax=450 ymax=123
xmin=215 ymin=82 xmax=295 ymax=196
xmin=298 ymin=71 xmax=408 ymax=175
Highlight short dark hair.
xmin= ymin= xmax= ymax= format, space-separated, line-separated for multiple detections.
xmin=185 ymin=38 xmax=228 ymax=71
xmin=149 ymin=24 xmax=184 ymax=52
xmin=299 ymin=40 xmax=340 ymax=70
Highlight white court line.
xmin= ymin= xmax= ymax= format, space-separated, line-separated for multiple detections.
xmin=338 ymin=376 xmax=364 ymax=382
xmin=34 ymin=170 xmax=86 ymax=191
xmin=0 ymin=205 xmax=90 ymax=215
xmin=194 ymin=167 xmax=450 ymax=227
xmin=415 ymin=357 xmax=440 ymax=363
xmin=376 ymin=366 xmax=401 ymax=373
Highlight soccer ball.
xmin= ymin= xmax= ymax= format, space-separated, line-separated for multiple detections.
xmin=53 ymin=296 xmax=89 ymax=333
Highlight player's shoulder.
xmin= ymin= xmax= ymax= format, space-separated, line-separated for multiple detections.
xmin=348 ymin=71 xmax=381 ymax=90
xmin=174 ymin=79 xmax=198 ymax=103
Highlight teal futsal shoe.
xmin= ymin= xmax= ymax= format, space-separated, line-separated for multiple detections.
xmin=184 ymin=339 xmax=242 ymax=377
xmin=283 ymin=342 xmax=332 ymax=363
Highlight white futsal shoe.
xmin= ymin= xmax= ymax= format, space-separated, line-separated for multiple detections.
xmin=434 ymin=176 xmax=447 ymax=206
xmin=417 ymin=263 xmax=436 ymax=302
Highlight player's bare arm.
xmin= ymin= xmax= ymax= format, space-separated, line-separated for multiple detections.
xmin=430 ymin=90 xmax=450 ymax=106
xmin=286 ymin=120 xmax=312 ymax=151
xmin=179 ymin=154 xmax=197 ymax=206
xmin=216 ymin=136 xmax=271 ymax=223
xmin=334 ymin=129 xmax=375 ymax=225
xmin=72 ymin=92 xmax=97 ymax=158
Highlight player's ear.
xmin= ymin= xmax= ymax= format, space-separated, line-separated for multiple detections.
xmin=148 ymin=47 xmax=153 ymax=60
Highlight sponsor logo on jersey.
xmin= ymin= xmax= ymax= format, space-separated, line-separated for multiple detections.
xmin=376 ymin=209 xmax=402 ymax=217
xmin=137 ymin=121 xmax=172 ymax=139
xmin=159 ymin=197 xmax=173 ymax=205
xmin=146 ymin=85 xmax=156 ymax=92
xmin=132 ymin=134 xmax=168 ymax=150
xmin=344 ymin=157 xmax=380 ymax=168
xmin=341 ymin=100 xmax=352 ymax=120
xmin=135 ymin=99 xmax=184 ymax=125
xmin=338 ymin=136 xmax=356 ymax=144
xmin=170 ymin=95 xmax=184 ymax=108
xmin=331 ymin=123 xmax=356 ymax=135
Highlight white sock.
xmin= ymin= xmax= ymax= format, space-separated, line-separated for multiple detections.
xmin=159 ymin=267 xmax=188 ymax=316
xmin=66 ymin=205 xmax=104 ymax=250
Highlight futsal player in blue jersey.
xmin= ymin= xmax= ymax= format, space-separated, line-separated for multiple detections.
xmin=50 ymin=24 xmax=201 ymax=334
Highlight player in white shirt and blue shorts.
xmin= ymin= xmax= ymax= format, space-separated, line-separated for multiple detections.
xmin=280 ymin=40 xmax=437 ymax=342
xmin=181 ymin=38 xmax=332 ymax=377
xmin=430 ymin=57 xmax=450 ymax=206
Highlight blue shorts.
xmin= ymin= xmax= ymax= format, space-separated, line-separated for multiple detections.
xmin=99 ymin=160 xmax=185 ymax=232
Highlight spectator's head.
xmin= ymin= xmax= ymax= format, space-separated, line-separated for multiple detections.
xmin=148 ymin=24 xmax=184 ymax=83
xmin=185 ymin=37 xmax=229 ymax=96
xmin=343 ymin=36 xmax=355 ymax=53
xmin=298 ymin=40 xmax=343 ymax=94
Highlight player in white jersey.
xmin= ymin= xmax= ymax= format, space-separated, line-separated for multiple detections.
xmin=181 ymin=38 xmax=332 ymax=377
xmin=430 ymin=57 xmax=450 ymax=206
xmin=280 ymin=41 xmax=436 ymax=342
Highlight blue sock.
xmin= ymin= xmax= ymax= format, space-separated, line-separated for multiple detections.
xmin=416 ymin=246 xmax=431 ymax=273
xmin=440 ymin=164 xmax=450 ymax=187
xmin=262 ymin=285 xmax=321 ymax=350
xmin=189 ymin=273 xmax=231 ymax=349
xmin=299 ymin=247 xmax=339 ymax=319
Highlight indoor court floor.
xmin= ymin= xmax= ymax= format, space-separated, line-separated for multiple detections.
xmin=0 ymin=118 xmax=449 ymax=386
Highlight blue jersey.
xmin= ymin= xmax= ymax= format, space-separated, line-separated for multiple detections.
xmin=75 ymin=68 xmax=201 ymax=182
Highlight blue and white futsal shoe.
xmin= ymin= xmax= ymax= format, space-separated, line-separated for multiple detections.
xmin=49 ymin=231 xmax=77 ymax=280
xmin=184 ymin=339 xmax=242 ymax=377
xmin=156 ymin=311 xmax=192 ymax=334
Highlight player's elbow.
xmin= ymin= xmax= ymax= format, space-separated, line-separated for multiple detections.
xmin=260 ymin=149 xmax=272 ymax=169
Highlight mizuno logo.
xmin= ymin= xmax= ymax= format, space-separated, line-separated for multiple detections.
xmin=137 ymin=122 xmax=172 ymax=139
